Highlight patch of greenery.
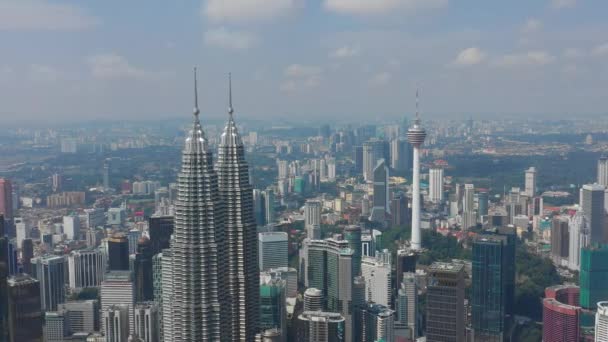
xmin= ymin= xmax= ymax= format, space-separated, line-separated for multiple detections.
xmin=419 ymin=230 xmax=470 ymax=265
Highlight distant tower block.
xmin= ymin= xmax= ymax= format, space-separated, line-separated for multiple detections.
xmin=406 ymin=89 xmax=427 ymax=251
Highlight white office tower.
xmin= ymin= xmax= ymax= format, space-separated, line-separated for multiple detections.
xmin=396 ymin=272 xmax=418 ymax=340
xmin=259 ymin=232 xmax=288 ymax=271
xmin=265 ymin=267 xmax=298 ymax=298
xmin=304 ymin=288 xmax=324 ymax=311
xmin=298 ymin=311 xmax=345 ymax=342
xmin=63 ymin=215 xmax=80 ymax=240
xmin=101 ymin=271 xmax=134 ymax=334
xmin=103 ymin=305 xmax=130 ymax=342
xmin=305 ymin=200 xmax=322 ymax=239
xmin=160 ymin=251 xmax=173 ymax=342
xmin=597 ymin=302 xmax=608 ymax=342
xmin=127 ymin=229 xmax=141 ymax=254
xmin=391 ymin=138 xmax=410 ymax=172
xmin=525 ymin=167 xmax=537 ymax=197
xmin=406 ymin=90 xmax=426 ymax=251
xmin=216 ymin=74 xmax=260 ymax=341
xmin=264 ymin=189 xmax=275 ymax=225
xmin=598 ymin=157 xmax=608 ymax=187
xmin=361 ymin=250 xmax=392 ymax=307
xmin=45 ymin=311 xmax=67 ymax=342
xmin=165 ymin=70 xmax=227 ymax=341
xmin=31 ymin=254 xmax=66 ymax=311
xmin=582 ymin=184 xmax=606 ymax=245
xmin=58 ymin=300 xmax=99 ymax=334
xmin=134 ymin=302 xmax=158 ymax=342
xmin=363 ymin=304 xmax=396 ymax=342
xmin=277 ymin=160 xmax=289 ymax=179
xmin=327 ymin=158 xmax=336 ymax=182
xmin=363 ymin=139 xmax=385 ymax=182
xmin=15 ymin=218 xmax=29 ymax=249
xmin=429 ymin=168 xmax=444 ymax=203
xmin=462 ymin=184 xmax=476 ymax=230
xmin=369 ymin=159 xmax=390 ymax=225
xmin=568 ymin=211 xmax=586 ymax=271
xmin=68 ymin=248 xmax=105 ymax=290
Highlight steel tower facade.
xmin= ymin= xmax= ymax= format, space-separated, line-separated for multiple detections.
xmin=167 ymin=69 xmax=228 ymax=341
xmin=216 ymin=74 xmax=260 ymax=341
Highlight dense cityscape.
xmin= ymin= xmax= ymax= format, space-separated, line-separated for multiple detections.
xmin=2 ymin=1 xmax=608 ymax=342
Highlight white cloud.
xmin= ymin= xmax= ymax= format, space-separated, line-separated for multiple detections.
xmin=452 ymin=47 xmax=486 ymax=66
xmin=281 ymin=64 xmax=323 ymax=92
xmin=563 ymin=48 xmax=584 ymax=59
xmin=324 ymin=0 xmax=448 ymax=15
xmin=551 ymin=0 xmax=576 ymax=9
xmin=204 ymin=0 xmax=299 ymax=22
xmin=522 ymin=18 xmax=542 ymax=34
xmin=204 ymin=27 xmax=258 ymax=50
xmin=592 ymin=43 xmax=608 ymax=56
xmin=369 ymin=72 xmax=392 ymax=86
xmin=0 ymin=0 xmax=98 ymax=30
xmin=329 ymin=46 xmax=360 ymax=58
xmin=87 ymin=54 xmax=155 ymax=80
xmin=493 ymin=51 xmax=556 ymax=67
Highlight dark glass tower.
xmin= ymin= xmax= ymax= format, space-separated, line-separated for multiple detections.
xmin=134 ymin=237 xmax=153 ymax=302
xmin=471 ymin=235 xmax=508 ymax=341
xmin=216 ymin=74 xmax=259 ymax=340
xmin=7 ymin=274 xmax=43 ymax=342
xmin=344 ymin=225 xmax=362 ymax=276
xmin=148 ymin=215 xmax=173 ymax=256
xmin=107 ymin=233 xmax=129 ymax=271
xmin=166 ymin=69 xmax=227 ymax=341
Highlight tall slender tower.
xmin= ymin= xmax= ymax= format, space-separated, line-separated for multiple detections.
xmin=167 ymin=68 xmax=227 ymax=341
xmin=216 ymin=74 xmax=259 ymax=341
xmin=407 ymin=89 xmax=426 ymax=251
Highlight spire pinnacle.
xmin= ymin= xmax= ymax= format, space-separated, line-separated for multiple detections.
xmin=228 ymin=72 xmax=234 ymax=116
xmin=415 ymin=87 xmax=420 ymax=123
xmin=193 ymin=67 xmax=200 ymax=117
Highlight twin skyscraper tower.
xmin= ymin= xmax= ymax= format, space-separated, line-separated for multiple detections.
xmin=162 ymin=69 xmax=259 ymax=341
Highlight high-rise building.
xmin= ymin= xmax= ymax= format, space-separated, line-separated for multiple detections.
xmin=84 ymin=208 xmax=105 ymax=230
xmin=68 ymin=248 xmax=105 ymax=290
xmin=63 ymin=215 xmax=80 ymax=240
xmin=426 ymin=262 xmax=465 ymax=342
xmin=160 ymin=251 xmax=173 ymax=342
xmin=134 ymin=302 xmax=158 ymax=342
xmin=107 ymin=234 xmax=130 ymax=271
xmin=52 ymin=173 xmax=62 ymax=192
xmin=7 ymin=274 xmax=43 ymax=342
xmin=551 ymin=216 xmax=569 ymax=265
xmin=216 ymin=75 xmax=260 ymax=341
xmin=103 ymin=159 xmax=111 ymax=190
xmin=0 ymin=179 xmax=13 ymax=220
xmin=471 ymin=235 xmax=512 ymax=341
xmin=582 ymin=184 xmax=606 ymax=244
xmin=597 ymin=301 xmax=608 ymax=342
xmin=569 ymin=211 xmax=586 ymax=271
xmin=361 ymin=251 xmax=392 ymax=307
xmin=101 ymin=271 xmax=134 ymax=334
xmin=525 ymin=167 xmax=537 ymax=197
xmin=58 ymin=300 xmax=99 ymax=334
xmin=134 ymin=237 xmax=154 ymax=302
xmin=263 ymin=190 xmax=276 ymax=225
xmin=148 ymin=215 xmax=173 ymax=256
xmin=297 ymin=311 xmax=345 ymax=342
xmin=598 ymin=157 xmax=608 ymax=188
xmin=361 ymin=303 xmax=395 ymax=342
xmin=390 ymin=193 xmax=409 ymax=227
xmin=103 ymin=304 xmax=130 ymax=342
xmin=579 ymin=245 xmax=608 ymax=310
xmin=462 ymin=184 xmax=476 ymax=230
xmin=363 ymin=139 xmax=386 ymax=182
xmin=429 ymin=168 xmax=444 ymax=203
xmin=304 ymin=288 xmax=324 ymax=311
xmin=390 ymin=138 xmax=410 ymax=173
xmin=542 ymin=285 xmax=580 ymax=342
xmin=259 ymin=274 xmax=286 ymax=340
xmin=306 ymin=238 xmax=355 ymax=341
xmin=31 ymin=254 xmax=66 ymax=311
xmin=369 ymin=159 xmax=390 ymax=224
xmin=127 ymin=229 xmax=141 ymax=255
xmin=165 ymin=70 xmax=227 ymax=341
xmin=21 ymin=238 xmax=33 ymax=274
xmin=0 ymin=217 xmax=8 ymax=342
xmin=478 ymin=191 xmax=489 ymax=218
xmin=259 ymin=232 xmax=288 ymax=271
xmin=406 ymin=95 xmax=426 ymax=250
xmin=396 ymin=272 xmax=418 ymax=340
xmin=15 ymin=218 xmax=29 ymax=249
xmin=344 ymin=225 xmax=362 ymax=276
xmin=353 ymin=146 xmax=363 ymax=175
xmin=305 ymin=200 xmax=322 ymax=240
xmin=44 ymin=311 xmax=67 ymax=342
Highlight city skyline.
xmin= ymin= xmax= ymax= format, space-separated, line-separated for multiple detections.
xmin=1 ymin=0 xmax=608 ymax=123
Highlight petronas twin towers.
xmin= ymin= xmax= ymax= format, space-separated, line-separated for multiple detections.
xmin=165 ymin=69 xmax=259 ymax=341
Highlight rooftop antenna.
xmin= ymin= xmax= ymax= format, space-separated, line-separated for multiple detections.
xmin=193 ymin=67 xmax=200 ymax=118
xmin=228 ymin=72 xmax=234 ymax=116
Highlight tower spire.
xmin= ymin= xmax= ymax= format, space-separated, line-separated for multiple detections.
xmin=193 ymin=67 xmax=200 ymax=118
xmin=228 ymin=72 xmax=234 ymax=116
xmin=415 ymin=87 xmax=420 ymax=123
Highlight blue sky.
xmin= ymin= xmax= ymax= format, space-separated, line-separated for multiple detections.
xmin=0 ymin=0 xmax=607 ymax=124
